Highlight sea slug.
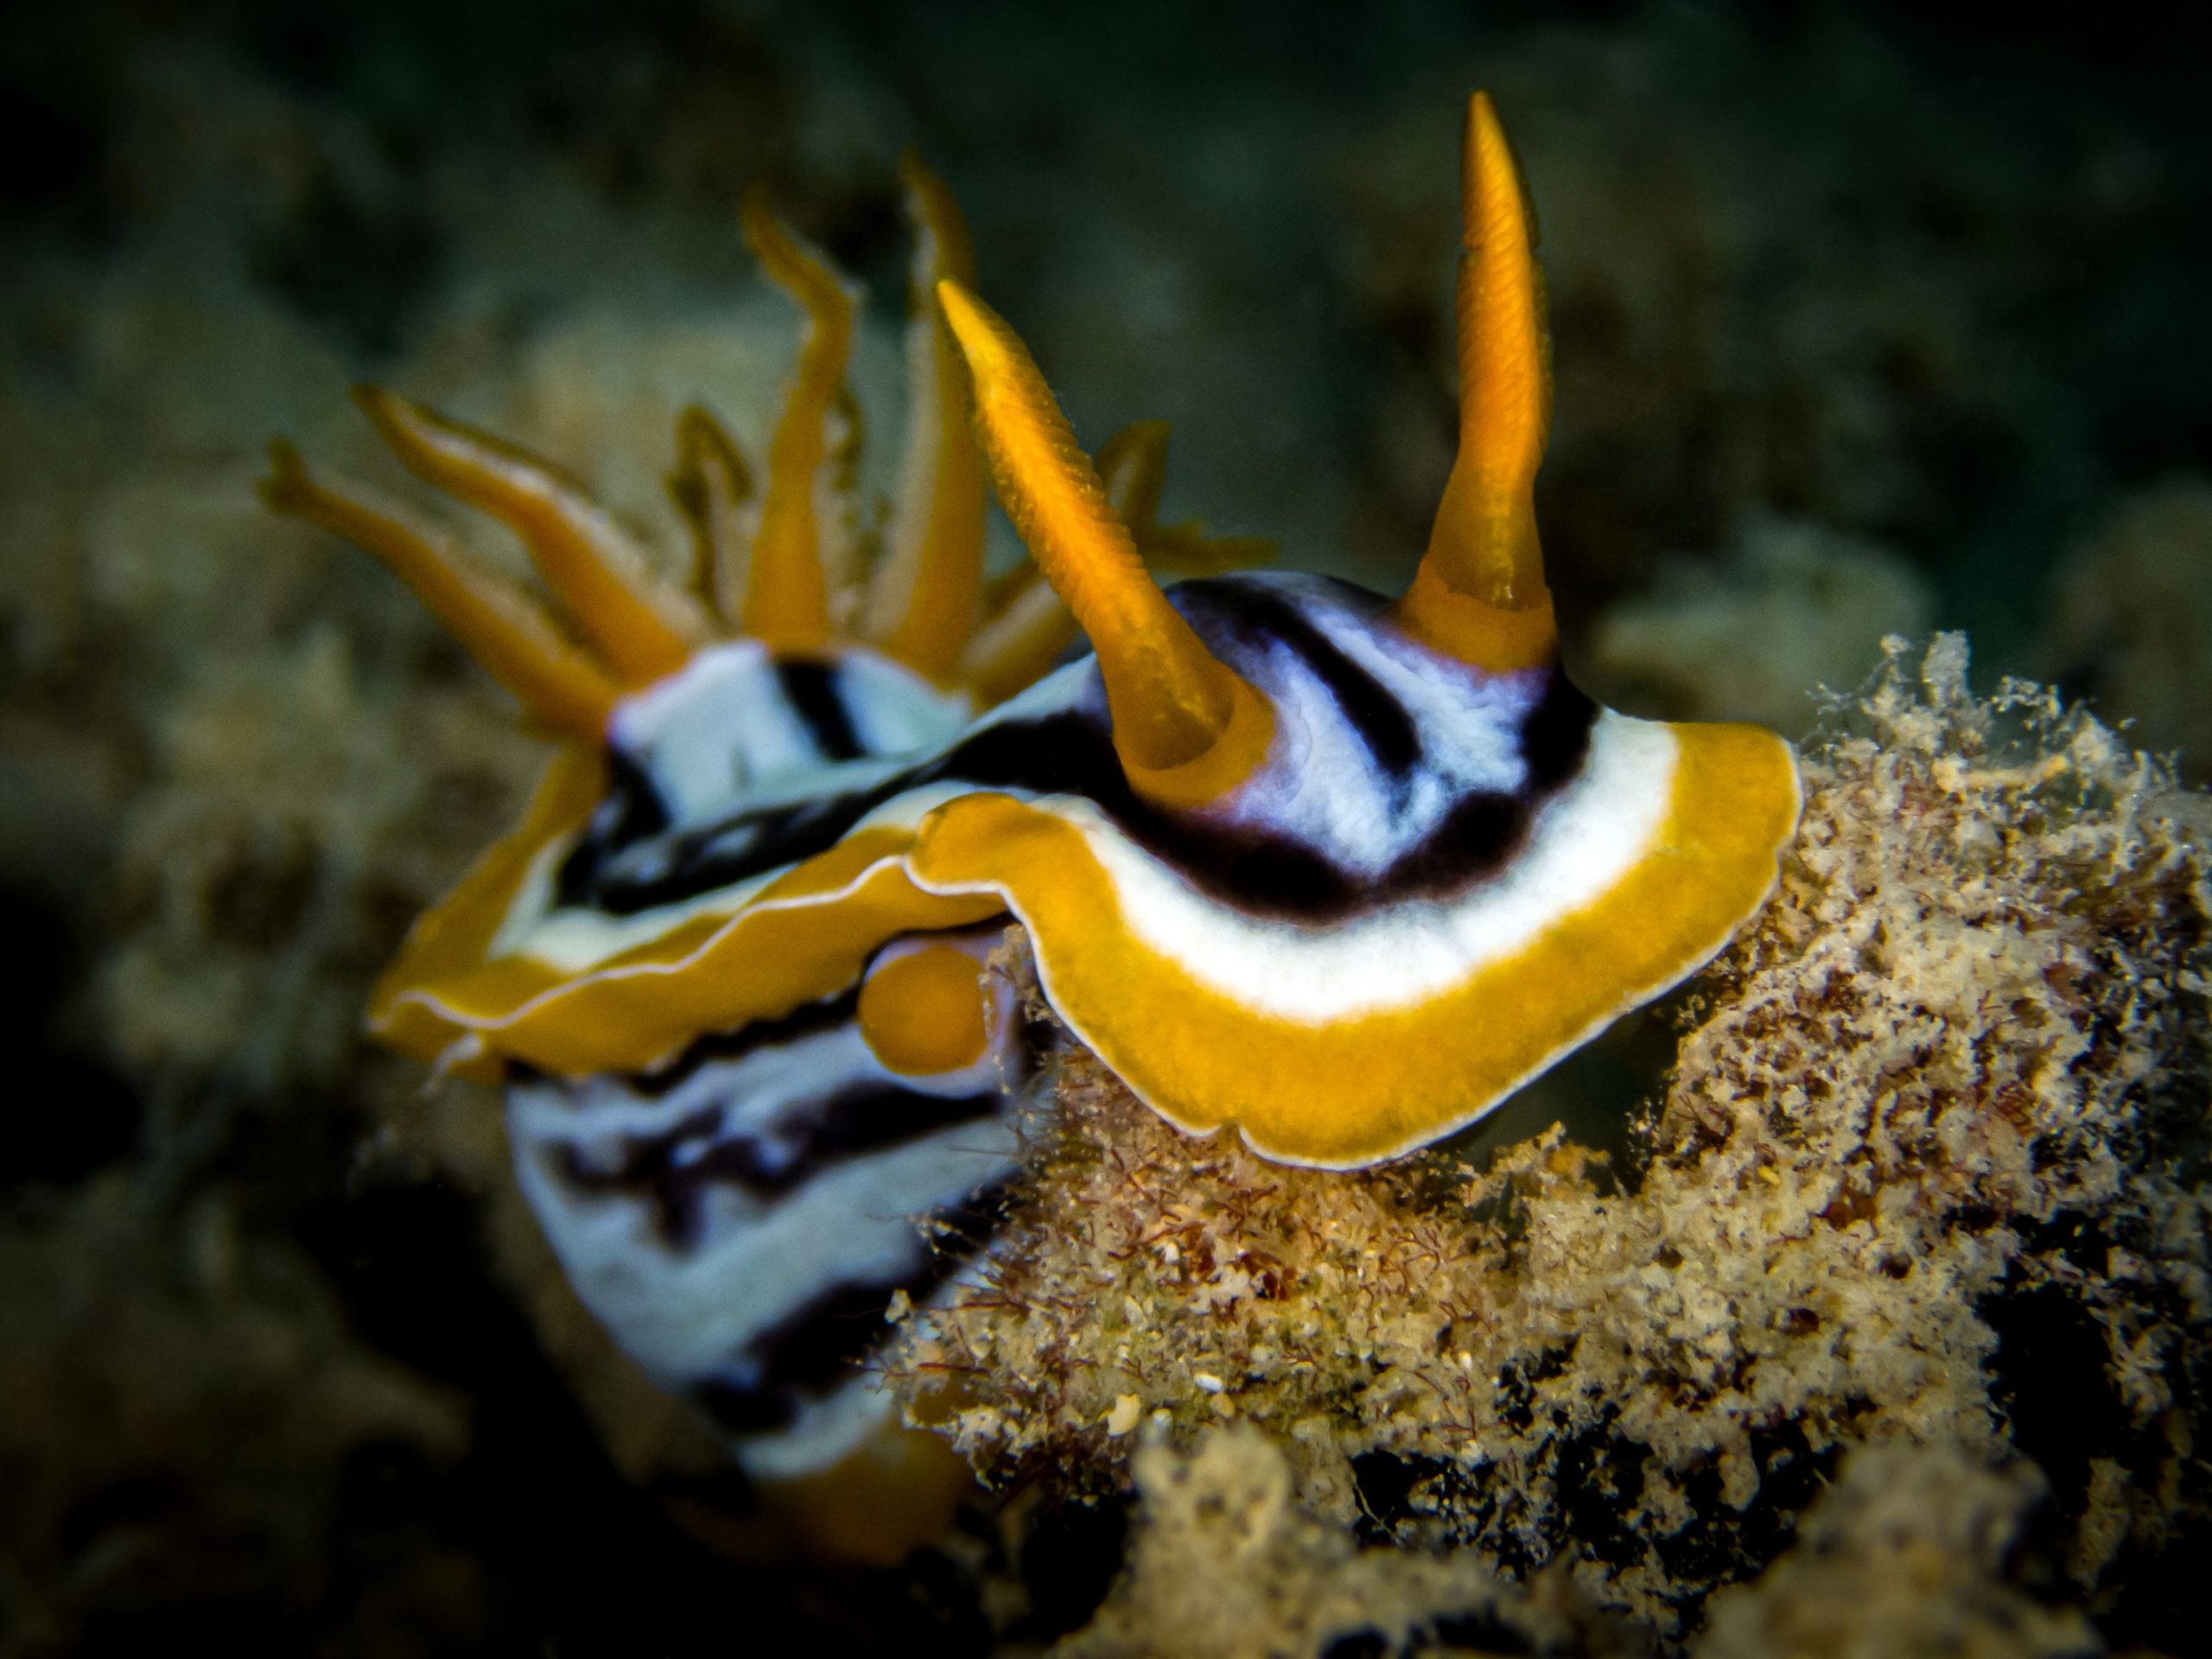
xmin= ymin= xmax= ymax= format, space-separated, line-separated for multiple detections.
xmin=263 ymin=94 xmax=1801 ymax=1558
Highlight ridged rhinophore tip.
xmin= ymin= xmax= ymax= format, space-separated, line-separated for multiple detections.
xmin=936 ymin=278 xmax=1273 ymax=809
xmin=1394 ymin=90 xmax=1559 ymax=674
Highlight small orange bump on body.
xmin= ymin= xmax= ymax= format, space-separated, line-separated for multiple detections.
xmin=935 ymin=277 xmax=1276 ymax=809
xmin=858 ymin=943 xmax=993 ymax=1076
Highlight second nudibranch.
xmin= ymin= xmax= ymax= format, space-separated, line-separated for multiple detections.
xmin=264 ymin=99 xmax=1799 ymax=1554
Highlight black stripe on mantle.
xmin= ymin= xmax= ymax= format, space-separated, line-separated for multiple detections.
xmin=535 ymin=1081 xmax=1003 ymax=1254
xmin=689 ymin=1176 xmax=1016 ymax=1436
xmin=554 ymin=575 xmax=1596 ymax=925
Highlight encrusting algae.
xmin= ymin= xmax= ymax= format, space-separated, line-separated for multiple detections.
xmin=1061 ymin=1426 xmax=2103 ymax=1659
xmin=888 ymin=634 xmax=2212 ymax=1631
xmin=1049 ymin=1425 xmax=1634 ymax=1659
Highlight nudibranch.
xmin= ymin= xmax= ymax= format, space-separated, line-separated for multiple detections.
xmin=264 ymin=99 xmax=1797 ymax=1557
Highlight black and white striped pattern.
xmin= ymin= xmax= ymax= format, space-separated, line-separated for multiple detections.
xmin=506 ymin=925 xmax=1031 ymax=1480
xmin=592 ymin=637 xmax=976 ymax=841
xmin=508 ymin=645 xmax=1033 ymax=1481
xmin=518 ymin=574 xmax=1597 ymax=964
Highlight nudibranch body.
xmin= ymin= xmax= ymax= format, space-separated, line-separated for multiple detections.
xmin=267 ymin=98 xmax=1797 ymax=1556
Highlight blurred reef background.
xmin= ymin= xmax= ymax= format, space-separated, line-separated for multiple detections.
xmin=2 ymin=3 xmax=2209 ymax=1654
